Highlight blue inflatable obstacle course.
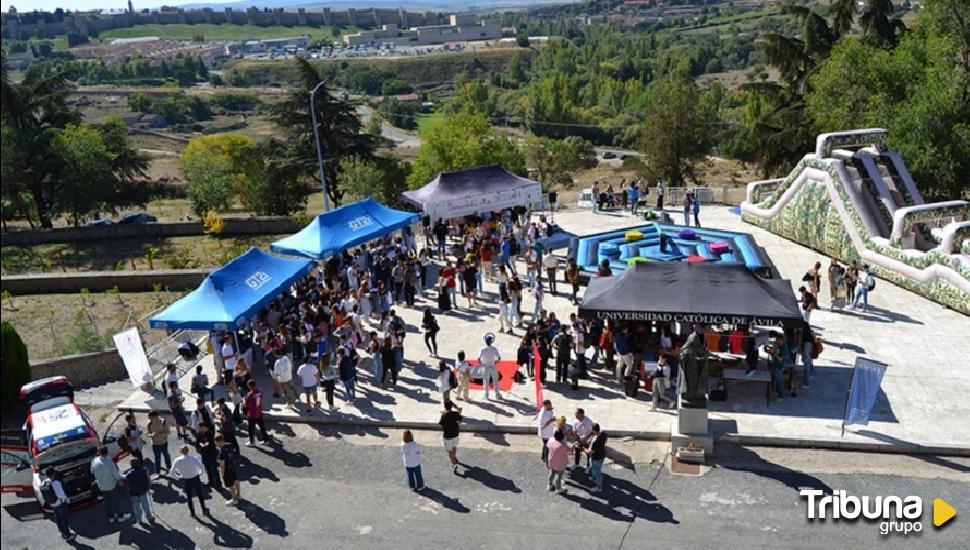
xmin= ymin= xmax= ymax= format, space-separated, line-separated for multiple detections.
xmin=573 ymin=223 xmax=769 ymax=275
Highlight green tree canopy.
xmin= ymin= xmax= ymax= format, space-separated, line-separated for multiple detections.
xmin=807 ymin=10 xmax=970 ymax=201
xmin=181 ymin=133 xmax=263 ymax=216
xmin=637 ymin=74 xmax=714 ymax=185
xmin=523 ymin=134 xmax=596 ymax=188
xmin=407 ymin=109 xmax=526 ymax=189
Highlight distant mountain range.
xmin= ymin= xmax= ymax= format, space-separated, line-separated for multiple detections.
xmin=170 ymin=0 xmax=574 ymax=13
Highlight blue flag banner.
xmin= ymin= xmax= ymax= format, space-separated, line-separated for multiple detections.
xmin=844 ymin=358 xmax=889 ymax=427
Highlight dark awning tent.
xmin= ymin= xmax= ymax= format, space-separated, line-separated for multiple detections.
xmin=270 ymin=198 xmax=419 ymax=259
xmin=579 ymin=262 xmax=803 ymax=327
xmin=402 ymin=164 xmax=543 ymax=221
xmin=149 ymin=247 xmax=311 ymax=331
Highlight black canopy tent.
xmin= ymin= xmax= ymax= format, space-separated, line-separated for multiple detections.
xmin=401 ymin=164 xmax=543 ymax=221
xmin=578 ymin=262 xmax=803 ymax=328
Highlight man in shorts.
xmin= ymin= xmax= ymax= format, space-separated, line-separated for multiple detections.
xmin=296 ymin=357 xmax=320 ymax=413
xmin=215 ymin=435 xmax=241 ymax=506
xmin=438 ymin=401 xmax=463 ymax=474
xmin=478 ymin=334 xmax=502 ymax=400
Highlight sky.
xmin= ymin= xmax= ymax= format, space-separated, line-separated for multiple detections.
xmin=4 ymin=1 xmax=148 ymax=12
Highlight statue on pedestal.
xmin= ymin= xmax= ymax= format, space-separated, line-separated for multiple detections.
xmin=678 ymin=324 xmax=710 ymax=408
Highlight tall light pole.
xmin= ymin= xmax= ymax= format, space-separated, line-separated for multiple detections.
xmin=309 ymin=80 xmax=331 ymax=212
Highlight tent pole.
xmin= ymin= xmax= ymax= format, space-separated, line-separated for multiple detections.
xmin=310 ymin=81 xmax=331 ymax=212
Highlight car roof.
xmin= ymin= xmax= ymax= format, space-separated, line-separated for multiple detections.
xmin=31 ymin=403 xmax=88 ymax=440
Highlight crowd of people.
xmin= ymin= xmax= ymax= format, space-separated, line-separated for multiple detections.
xmin=394 ymin=399 xmax=609 ymax=495
xmin=800 ymin=258 xmax=878 ymax=318
xmin=39 ymin=198 xmax=860 ymax=541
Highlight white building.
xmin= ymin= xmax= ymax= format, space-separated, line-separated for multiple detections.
xmin=344 ymin=15 xmax=501 ymax=47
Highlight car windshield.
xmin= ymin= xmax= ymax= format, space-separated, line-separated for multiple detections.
xmin=36 ymin=442 xmax=97 ymax=469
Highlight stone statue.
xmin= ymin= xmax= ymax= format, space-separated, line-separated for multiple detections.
xmin=678 ymin=325 xmax=710 ymax=407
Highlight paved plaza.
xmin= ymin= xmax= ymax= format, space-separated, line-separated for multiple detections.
xmin=120 ymin=205 xmax=970 ymax=454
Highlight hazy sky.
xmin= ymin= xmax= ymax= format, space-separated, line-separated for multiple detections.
xmin=3 ymin=1 xmax=152 ymax=12
xmin=0 ymin=1 xmax=217 ymax=12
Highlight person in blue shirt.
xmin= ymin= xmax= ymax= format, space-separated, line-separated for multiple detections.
xmin=629 ymin=182 xmax=640 ymax=216
xmin=613 ymin=327 xmax=634 ymax=382
xmin=692 ymin=192 xmax=702 ymax=227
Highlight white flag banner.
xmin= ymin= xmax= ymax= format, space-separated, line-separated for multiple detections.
xmin=113 ymin=327 xmax=153 ymax=388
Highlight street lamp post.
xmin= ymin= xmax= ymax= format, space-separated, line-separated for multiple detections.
xmin=309 ymin=81 xmax=332 ymax=212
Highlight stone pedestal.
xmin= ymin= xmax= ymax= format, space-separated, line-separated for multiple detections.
xmin=671 ymin=395 xmax=714 ymax=456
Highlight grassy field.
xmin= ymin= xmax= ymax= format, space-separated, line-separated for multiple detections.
xmin=415 ymin=111 xmax=445 ymax=134
xmin=1 ymin=233 xmax=284 ymax=275
xmin=3 ymin=291 xmax=173 ymax=360
xmin=98 ymin=23 xmax=354 ymax=43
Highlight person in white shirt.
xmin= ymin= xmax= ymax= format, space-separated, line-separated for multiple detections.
xmin=401 ymin=430 xmax=425 ymax=491
xmin=538 ymin=399 xmax=556 ymax=462
xmin=478 ymin=334 xmax=502 ymax=400
xmin=455 ymin=350 xmax=471 ymax=401
xmin=542 ymin=253 xmax=559 ymax=294
xmin=163 ymin=364 xmax=179 ymax=398
xmin=296 ymin=359 xmax=320 ymax=412
xmin=220 ymin=335 xmax=237 ymax=387
xmin=572 ymin=409 xmax=594 ymax=471
xmin=271 ymin=349 xmax=295 ymax=407
xmin=170 ymin=445 xmax=209 ymax=517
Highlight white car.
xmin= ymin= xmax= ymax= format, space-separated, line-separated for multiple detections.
xmin=1 ymin=376 xmax=123 ymax=509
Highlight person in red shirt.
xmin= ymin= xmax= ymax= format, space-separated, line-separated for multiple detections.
xmin=729 ymin=327 xmax=746 ymax=355
xmin=439 ymin=260 xmax=458 ymax=308
xmin=479 ymin=243 xmax=493 ymax=281
xmin=243 ymin=380 xmax=268 ymax=447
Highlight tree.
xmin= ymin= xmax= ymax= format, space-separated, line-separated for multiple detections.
xmin=860 ymin=0 xmax=907 ymax=48
xmin=407 ymin=109 xmax=526 ymax=189
xmin=251 ymin=138 xmax=310 ymax=216
xmin=807 ymin=15 xmax=970 ymax=201
xmin=1 ymin=322 xmax=30 ymax=407
xmin=377 ymin=97 xmax=417 ymax=130
xmin=1 ymin=54 xmax=81 ymax=228
xmin=268 ymin=58 xmax=386 ymax=205
xmin=337 ymin=156 xmax=387 ymax=201
xmin=523 ymin=134 xmax=596 ymax=187
xmin=51 ymin=124 xmax=116 ymax=226
xmin=337 ymin=156 xmax=410 ymax=206
xmin=638 ymin=75 xmax=713 ymax=185
xmin=181 ymin=133 xmax=263 ymax=216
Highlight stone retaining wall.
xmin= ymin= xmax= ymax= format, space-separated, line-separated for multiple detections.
xmin=1 ymin=269 xmax=208 ymax=294
xmin=1 ymin=217 xmax=300 ymax=247
xmin=30 ymin=350 xmax=126 ymax=387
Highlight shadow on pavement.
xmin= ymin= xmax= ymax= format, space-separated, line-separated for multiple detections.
xmin=239 ymin=498 xmax=287 ymax=536
xmin=418 ymin=487 xmax=470 ymax=513
xmin=456 ymin=464 xmax=522 ymax=493
xmin=713 ymin=445 xmax=832 ymax=493
xmin=854 ymin=430 xmax=970 ymax=473
xmin=198 ymin=512 xmax=255 ymax=547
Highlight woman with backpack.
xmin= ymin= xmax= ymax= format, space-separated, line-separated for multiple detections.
xmin=437 ymin=360 xmax=456 ymax=405
xmin=422 ymin=308 xmax=440 ymax=357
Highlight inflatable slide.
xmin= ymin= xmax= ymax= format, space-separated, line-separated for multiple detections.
xmin=741 ymin=129 xmax=969 ymax=314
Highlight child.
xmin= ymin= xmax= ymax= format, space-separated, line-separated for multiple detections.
xmin=401 ymin=430 xmax=425 ymax=492
xmin=455 ymin=350 xmax=471 ymax=401
xmin=167 ymin=381 xmax=189 ymax=440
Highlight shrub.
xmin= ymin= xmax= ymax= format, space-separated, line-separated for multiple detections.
xmin=1 ymin=322 xmax=31 ymax=407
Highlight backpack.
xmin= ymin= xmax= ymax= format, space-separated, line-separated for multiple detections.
xmin=448 ymin=369 xmax=458 ymax=389
xmin=510 ymin=239 xmax=520 ymax=256
xmin=866 ymin=275 xmax=876 ymax=291
xmin=40 ymin=479 xmax=58 ymax=506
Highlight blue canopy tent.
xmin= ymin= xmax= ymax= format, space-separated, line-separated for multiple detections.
xmin=149 ymin=247 xmax=312 ymax=331
xmin=270 ymin=198 xmax=419 ymax=259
